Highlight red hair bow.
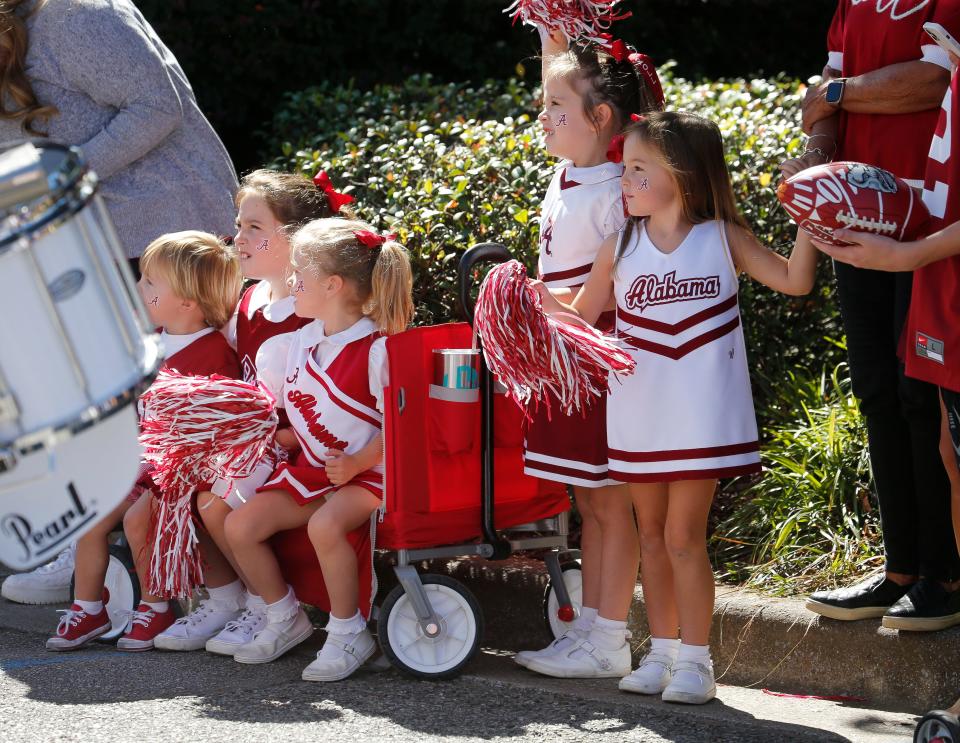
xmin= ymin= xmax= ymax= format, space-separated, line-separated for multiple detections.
xmin=353 ymin=230 xmax=396 ymax=248
xmin=313 ymin=170 xmax=354 ymax=214
xmin=630 ymin=113 xmax=646 ymax=123
xmin=606 ymin=134 xmax=625 ymax=164
xmin=598 ymin=33 xmax=629 ymax=63
xmin=628 ymin=52 xmax=665 ymax=109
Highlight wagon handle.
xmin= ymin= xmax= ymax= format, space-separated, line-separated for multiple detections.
xmin=457 ymin=243 xmax=512 ymax=325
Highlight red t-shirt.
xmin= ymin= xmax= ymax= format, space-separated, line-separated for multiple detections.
xmin=828 ymin=0 xmax=954 ymax=182
xmin=163 ymin=329 xmax=240 ymax=379
xmin=906 ymin=68 xmax=960 ymax=392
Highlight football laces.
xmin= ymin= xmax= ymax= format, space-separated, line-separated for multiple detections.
xmin=836 ymin=211 xmax=897 ymax=235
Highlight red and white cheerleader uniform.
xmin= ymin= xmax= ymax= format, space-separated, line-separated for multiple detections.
xmin=523 ymin=160 xmax=626 ymax=488
xmin=214 ymin=281 xmax=311 ymax=507
xmin=607 ymin=221 xmax=762 ymax=481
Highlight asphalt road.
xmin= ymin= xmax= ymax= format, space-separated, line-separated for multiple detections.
xmin=0 ymin=598 xmax=919 ymax=743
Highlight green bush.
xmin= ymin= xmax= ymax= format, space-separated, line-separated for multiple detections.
xmin=711 ymin=364 xmax=881 ymax=595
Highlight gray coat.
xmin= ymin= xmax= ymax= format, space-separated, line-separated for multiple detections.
xmin=2 ymin=0 xmax=238 ymax=257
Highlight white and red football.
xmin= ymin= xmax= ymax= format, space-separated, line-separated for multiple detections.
xmin=777 ymin=161 xmax=929 ymax=247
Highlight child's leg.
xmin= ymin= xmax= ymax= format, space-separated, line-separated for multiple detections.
xmin=73 ymin=499 xmax=131 ymax=602
xmin=301 ymin=486 xmax=381 ymax=682
xmin=198 ymin=491 xmax=250 ymax=588
xmin=630 ymin=482 xmax=677 ymax=639
xmin=939 ymin=395 xmax=960 ymax=557
xmin=658 ymin=478 xmax=718 ymax=705
xmin=226 ymin=490 xmax=321 ymax=664
xmin=572 ymin=486 xmax=602 ymax=614
xmin=224 ymin=490 xmax=321 ymax=604
xmin=591 ymin=483 xmax=639 ymax=623
xmin=123 ymin=493 xmax=153 ymax=597
xmin=663 ymin=479 xmax=717 ymax=646
xmin=305 ymin=486 xmax=381 ymax=619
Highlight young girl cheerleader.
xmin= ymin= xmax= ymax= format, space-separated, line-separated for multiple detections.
xmin=46 ymin=231 xmax=242 ymax=651
xmin=133 ymin=169 xmax=353 ymax=654
xmin=517 ymin=29 xmax=665 ymax=679
xmin=536 ymin=111 xmax=818 ymax=703
xmin=223 ymin=217 xmax=413 ymax=680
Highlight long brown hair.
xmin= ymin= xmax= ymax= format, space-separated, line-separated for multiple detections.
xmin=617 ymin=111 xmax=751 ymax=264
xmin=0 ymin=0 xmax=57 ymax=135
xmin=236 ymin=169 xmax=354 ymax=232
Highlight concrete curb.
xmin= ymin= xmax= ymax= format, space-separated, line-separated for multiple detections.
xmin=376 ymin=555 xmax=960 ymax=714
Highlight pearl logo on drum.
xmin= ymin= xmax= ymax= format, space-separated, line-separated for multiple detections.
xmin=0 ymin=482 xmax=97 ymax=562
xmin=47 ymin=269 xmax=86 ymax=303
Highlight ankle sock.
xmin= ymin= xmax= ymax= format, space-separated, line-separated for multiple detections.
xmin=572 ymin=606 xmax=598 ymax=632
xmin=265 ymin=586 xmax=299 ymax=623
xmin=245 ymin=593 xmax=265 ymax=610
xmin=587 ymin=616 xmax=629 ymax=650
xmin=650 ymin=637 xmax=681 ymax=657
xmin=75 ymin=599 xmax=103 ymax=615
xmin=143 ymin=600 xmax=169 ymax=613
xmin=325 ymin=610 xmax=366 ymax=637
xmin=677 ymin=643 xmax=711 ymax=664
xmin=207 ymin=580 xmax=244 ymax=608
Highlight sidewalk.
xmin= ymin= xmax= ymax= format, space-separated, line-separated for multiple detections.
xmin=378 ymin=555 xmax=960 ymax=714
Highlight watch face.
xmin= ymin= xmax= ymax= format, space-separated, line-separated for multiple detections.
xmin=825 ymin=81 xmax=843 ymax=104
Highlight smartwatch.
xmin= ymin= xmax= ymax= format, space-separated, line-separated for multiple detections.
xmin=825 ymin=78 xmax=847 ymax=107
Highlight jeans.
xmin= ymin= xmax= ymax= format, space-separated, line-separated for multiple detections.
xmin=834 ymin=261 xmax=960 ymax=582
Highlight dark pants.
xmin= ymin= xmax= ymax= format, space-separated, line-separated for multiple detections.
xmin=834 ymin=261 xmax=960 ymax=582
xmin=944 ymin=388 xmax=960 ymax=471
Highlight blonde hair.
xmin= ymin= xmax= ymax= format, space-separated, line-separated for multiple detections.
xmin=139 ymin=231 xmax=242 ymax=328
xmin=0 ymin=0 xmax=58 ymax=135
xmin=291 ymin=218 xmax=413 ymax=336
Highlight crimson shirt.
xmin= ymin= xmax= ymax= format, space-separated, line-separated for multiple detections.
xmin=906 ymin=68 xmax=960 ymax=392
xmin=828 ymin=0 xmax=954 ymax=182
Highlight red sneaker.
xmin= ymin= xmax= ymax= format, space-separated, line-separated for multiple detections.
xmin=46 ymin=604 xmax=111 ymax=651
xmin=116 ymin=603 xmax=176 ymax=652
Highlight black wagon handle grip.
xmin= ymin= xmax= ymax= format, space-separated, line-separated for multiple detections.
xmin=457 ymin=242 xmax=512 ymax=325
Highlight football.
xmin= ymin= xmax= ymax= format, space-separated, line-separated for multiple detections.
xmin=777 ymin=161 xmax=929 ymax=247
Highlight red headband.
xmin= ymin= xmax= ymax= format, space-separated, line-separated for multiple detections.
xmin=628 ymin=52 xmax=665 ymax=109
xmin=313 ymin=170 xmax=354 ymax=215
xmin=353 ymin=230 xmax=396 ymax=248
xmin=606 ymin=114 xmax=647 ymax=163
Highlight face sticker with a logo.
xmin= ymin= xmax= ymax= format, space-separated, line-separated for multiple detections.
xmin=556 ymin=113 xmax=567 ymax=127
xmin=150 ymin=296 xmax=159 ymax=306
xmin=294 ymin=280 xmax=305 ymax=293
xmin=257 ymin=239 xmax=269 ymax=251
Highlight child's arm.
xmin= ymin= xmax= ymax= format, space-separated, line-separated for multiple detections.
xmin=813 ymin=222 xmax=960 ymax=271
xmin=534 ymin=236 xmax=617 ymax=325
xmin=324 ymin=435 xmax=383 ymax=487
xmin=727 ymin=225 xmax=818 ymax=296
xmin=540 ymin=27 xmax=568 ymax=80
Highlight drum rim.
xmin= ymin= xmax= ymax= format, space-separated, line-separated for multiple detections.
xmin=0 ymin=338 xmax=161 ymax=474
xmin=0 ymin=141 xmax=94 ymax=255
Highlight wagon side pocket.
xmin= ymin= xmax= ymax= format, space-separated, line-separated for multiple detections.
xmin=428 ymin=385 xmax=480 ymax=455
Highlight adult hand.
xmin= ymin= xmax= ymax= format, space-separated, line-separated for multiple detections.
xmin=811 ymin=229 xmax=919 ymax=272
xmin=801 ymin=81 xmax=835 ymax=134
xmin=324 ymin=449 xmax=360 ymax=486
xmin=779 ymin=149 xmax=830 ymax=180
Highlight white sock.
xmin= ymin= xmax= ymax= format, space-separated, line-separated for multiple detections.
xmin=572 ymin=606 xmax=598 ymax=632
xmin=206 ymin=579 xmax=244 ymax=606
xmin=587 ymin=616 xmax=629 ymax=650
xmin=325 ymin=610 xmax=366 ymax=637
xmin=144 ymin=600 xmax=169 ymax=613
xmin=677 ymin=643 xmax=711 ymax=664
xmin=245 ymin=593 xmax=265 ymax=610
xmin=75 ymin=599 xmax=102 ymax=614
xmin=265 ymin=586 xmax=299 ymax=623
xmin=650 ymin=637 xmax=681 ymax=657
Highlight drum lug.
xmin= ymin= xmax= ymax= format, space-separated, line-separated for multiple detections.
xmin=0 ymin=446 xmax=16 ymax=473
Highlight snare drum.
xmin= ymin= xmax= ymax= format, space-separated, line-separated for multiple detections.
xmin=0 ymin=142 xmax=160 ymax=570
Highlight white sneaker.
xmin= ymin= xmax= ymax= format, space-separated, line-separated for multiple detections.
xmin=302 ymin=628 xmax=377 ymax=682
xmin=661 ymin=659 xmax=716 ymax=704
xmin=1 ymin=547 xmax=74 ymax=605
xmin=233 ymin=607 xmax=313 ymax=664
xmin=515 ymin=628 xmax=586 ymax=668
xmin=154 ymin=598 xmax=242 ymax=651
xmin=526 ymin=637 xmax=631 ymax=679
xmin=205 ymin=605 xmax=267 ymax=656
xmin=619 ymin=650 xmax=675 ymax=695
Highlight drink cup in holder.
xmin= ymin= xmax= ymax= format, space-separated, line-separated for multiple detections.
xmin=428 ymin=349 xmax=480 ymax=454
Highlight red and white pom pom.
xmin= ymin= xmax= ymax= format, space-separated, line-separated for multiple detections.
xmin=504 ymin=0 xmax=631 ymax=44
xmin=138 ymin=371 xmax=279 ymax=598
xmin=474 ymin=260 xmax=635 ymax=420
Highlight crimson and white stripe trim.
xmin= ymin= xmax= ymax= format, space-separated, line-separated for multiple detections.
xmin=305 ymin=356 xmax=382 ymax=428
